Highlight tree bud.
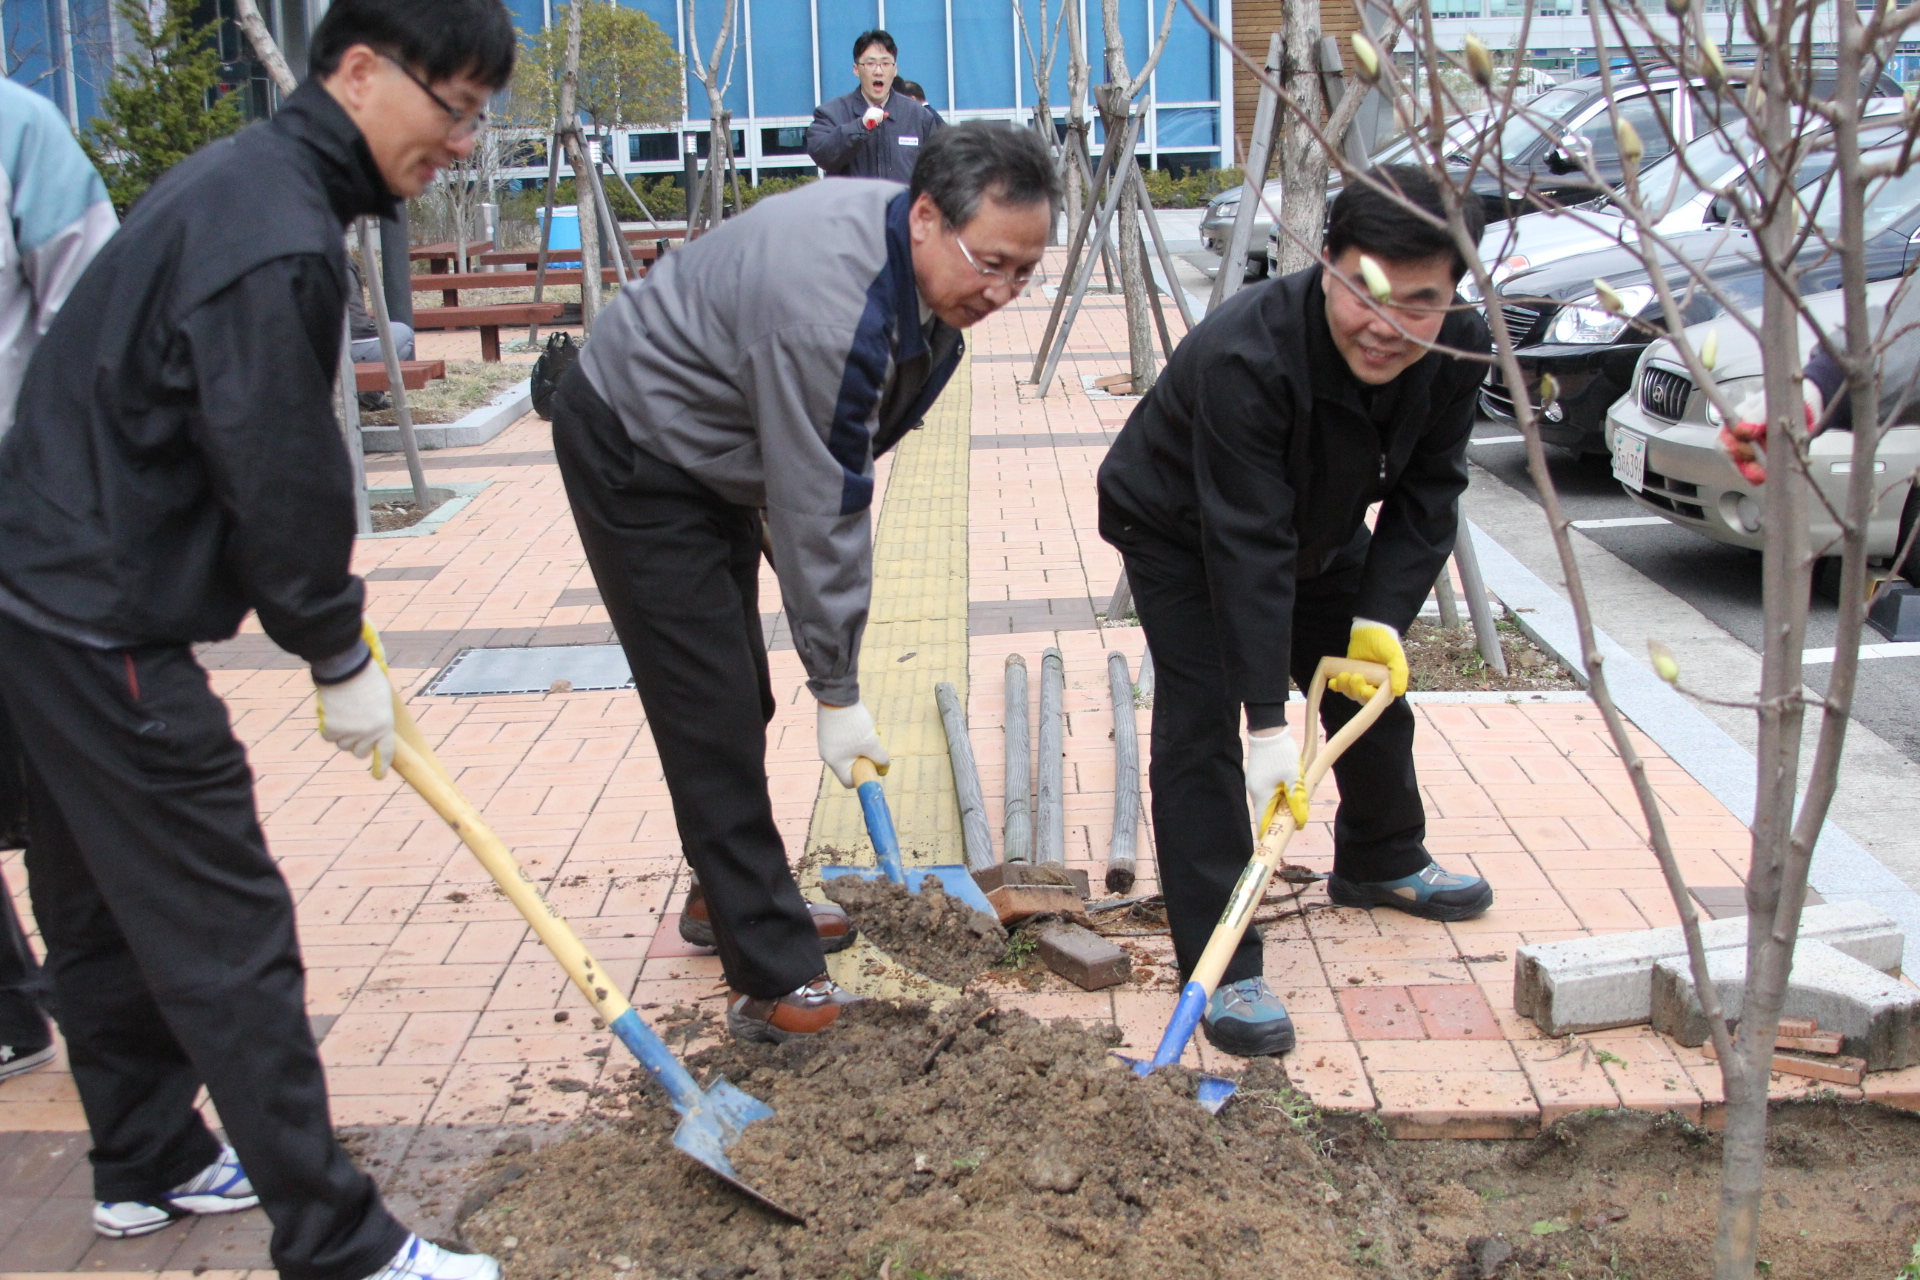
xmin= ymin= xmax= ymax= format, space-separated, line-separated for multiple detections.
xmin=1616 ymin=117 xmax=1644 ymax=172
xmin=1699 ymin=328 xmax=1719 ymax=371
xmin=1465 ymin=36 xmax=1494 ymax=88
xmin=1352 ymin=33 xmax=1380 ymax=83
xmin=1538 ymin=372 xmax=1560 ymax=411
xmin=1594 ymin=279 xmax=1625 ymax=313
xmin=1648 ymin=640 xmax=1681 ymax=685
xmin=1701 ymin=42 xmax=1725 ymax=87
xmin=1358 ymin=254 xmax=1393 ymax=303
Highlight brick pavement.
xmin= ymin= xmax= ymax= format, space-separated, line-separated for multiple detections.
xmin=6 ymin=254 xmax=1917 ymax=1272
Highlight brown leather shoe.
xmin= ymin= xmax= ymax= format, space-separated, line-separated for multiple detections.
xmin=726 ymin=976 xmax=862 ymax=1044
xmin=678 ymin=883 xmax=854 ymax=953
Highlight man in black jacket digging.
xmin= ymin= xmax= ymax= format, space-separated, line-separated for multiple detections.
xmin=0 ymin=2 xmax=519 ymax=1276
xmin=1098 ymin=166 xmax=1496 ymax=1059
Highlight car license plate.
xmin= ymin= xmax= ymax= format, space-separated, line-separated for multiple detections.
xmin=1612 ymin=428 xmax=1647 ymax=492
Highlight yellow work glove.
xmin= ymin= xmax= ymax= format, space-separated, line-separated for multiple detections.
xmin=1328 ymin=617 xmax=1409 ymax=703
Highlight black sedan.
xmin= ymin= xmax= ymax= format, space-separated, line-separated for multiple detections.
xmin=1482 ymin=154 xmax=1920 ymax=454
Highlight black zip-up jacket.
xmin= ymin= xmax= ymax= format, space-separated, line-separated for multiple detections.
xmin=0 ymin=79 xmax=393 ymax=662
xmin=1098 ymin=266 xmax=1489 ymax=726
xmin=806 ymin=88 xmax=945 ymax=183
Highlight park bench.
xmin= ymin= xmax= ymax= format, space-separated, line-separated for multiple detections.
xmin=353 ymin=359 xmax=446 ymax=393
xmin=410 ymin=266 xmax=624 ymax=307
xmin=410 ymin=303 xmax=563 ymax=362
xmin=409 ymin=240 xmax=493 ymax=273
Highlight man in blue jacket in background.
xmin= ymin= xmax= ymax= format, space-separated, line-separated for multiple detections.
xmin=807 ymin=29 xmax=945 ymax=183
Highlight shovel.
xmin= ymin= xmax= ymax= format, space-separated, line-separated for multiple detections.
xmin=819 ymin=757 xmax=999 ymax=917
xmin=1121 ymin=656 xmax=1395 ymax=1113
xmin=373 ymin=647 xmax=800 ymax=1221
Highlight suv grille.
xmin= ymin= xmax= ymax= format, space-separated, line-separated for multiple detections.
xmin=1639 ymin=365 xmax=1693 ymax=422
xmin=1499 ymin=303 xmax=1543 ymax=344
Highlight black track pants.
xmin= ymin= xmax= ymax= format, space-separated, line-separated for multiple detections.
xmin=1115 ymin=530 xmax=1431 ymax=985
xmin=0 ymin=614 xmax=407 ymax=1280
xmin=551 ymin=369 xmax=825 ymax=1000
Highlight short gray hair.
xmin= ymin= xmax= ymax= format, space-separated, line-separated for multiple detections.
xmin=910 ymin=122 xmax=1061 ymax=228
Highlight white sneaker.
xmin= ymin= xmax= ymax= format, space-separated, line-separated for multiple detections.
xmin=363 ymin=1236 xmax=503 ymax=1280
xmin=92 ymin=1144 xmax=260 ymax=1238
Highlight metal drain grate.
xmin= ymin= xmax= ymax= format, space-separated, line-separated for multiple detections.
xmin=426 ymin=644 xmax=633 ymax=695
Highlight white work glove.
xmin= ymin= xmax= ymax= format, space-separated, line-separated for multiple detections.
xmin=817 ymin=700 xmax=890 ymax=788
xmin=315 ymin=661 xmax=397 ymax=778
xmin=1246 ymin=728 xmax=1309 ymax=830
xmin=862 ymin=105 xmax=887 ymax=129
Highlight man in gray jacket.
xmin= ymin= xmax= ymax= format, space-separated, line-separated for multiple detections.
xmin=806 ymin=29 xmax=945 ymax=183
xmin=554 ymin=123 xmax=1056 ymax=1044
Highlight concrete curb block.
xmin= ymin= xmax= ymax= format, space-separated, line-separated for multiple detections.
xmin=1466 ymin=517 xmax=1920 ymax=973
xmin=361 ymin=379 xmax=532 ymax=453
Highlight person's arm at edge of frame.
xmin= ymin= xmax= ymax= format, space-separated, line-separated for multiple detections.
xmin=1189 ymin=347 xmax=1302 ymax=733
xmin=739 ymin=321 xmax=889 ymax=787
xmin=13 ymin=104 xmax=117 ymax=340
xmin=180 ymin=256 xmax=375 ymax=684
xmin=806 ymin=97 xmax=871 ymax=176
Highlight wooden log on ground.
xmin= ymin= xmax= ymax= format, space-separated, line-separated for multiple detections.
xmin=1105 ymin=651 xmax=1141 ymax=894
xmin=1004 ymin=654 xmax=1032 ymax=864
xmin=935 ymin=681 xmax=996 ymax=874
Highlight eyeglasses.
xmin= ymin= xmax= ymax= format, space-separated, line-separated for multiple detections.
xmin=379 ymin=51 xmax=488 ymax=139
xmin=952 ymin=233 xmax=1034 ymax=294
xmin=857 ymin=57 xmax=897 ymax=69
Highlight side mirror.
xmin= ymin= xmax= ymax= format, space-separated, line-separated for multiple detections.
xmin=1544 ymin=146 xmax=1574 ymax=175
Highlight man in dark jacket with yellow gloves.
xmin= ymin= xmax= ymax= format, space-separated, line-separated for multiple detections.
xmin=1098 ymin=166 xmax=1496 ymax=1059
xmin=0 ymin=3 xmax=524 ymax=1275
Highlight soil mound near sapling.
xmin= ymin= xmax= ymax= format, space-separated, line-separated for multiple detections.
xmin=821 ymin=874 xmax=1007 ymax=987
xmin=458 ymin=1001 xmax=1366 ymax=1280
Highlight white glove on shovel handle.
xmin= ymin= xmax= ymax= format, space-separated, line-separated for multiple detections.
xmin=818 ymin=700 xmax=889 ymax=787
xmin=1245 ymin=729 xmax=1302 ymax=823
xmin=316 ymin=660 xmax=397 ymax=777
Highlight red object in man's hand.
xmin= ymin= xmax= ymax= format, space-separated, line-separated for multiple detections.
xmin=862 ymin=105 xmax=887 ymax=130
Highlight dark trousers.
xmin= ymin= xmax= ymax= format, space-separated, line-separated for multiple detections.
xmin=0 ymin=693 xmax=54 ymax=1046
xmin=551 ymin=369 xmax=825 ymax=999
xmin=1117 ymin=531 xmax=1431 ymax=985
xmin=0 ymin=615 xmax=406 ymax=1280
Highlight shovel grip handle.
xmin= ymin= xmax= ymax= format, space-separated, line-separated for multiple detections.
xmin=855 ymin=775 xmax=909 ymax=885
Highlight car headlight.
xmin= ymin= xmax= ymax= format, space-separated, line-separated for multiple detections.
xmin=1212 ymin=199 xmax=1239 ymax=220
xmin=1548 ymin=285 xmax=1655 ymax=344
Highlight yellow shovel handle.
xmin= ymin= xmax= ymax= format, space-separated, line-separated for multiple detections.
xmin=1187 ymin=656 xmax=1395 ymax=996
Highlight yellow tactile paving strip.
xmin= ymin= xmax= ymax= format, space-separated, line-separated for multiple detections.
xmin=803 ymin=353 xmax=973 ymax=869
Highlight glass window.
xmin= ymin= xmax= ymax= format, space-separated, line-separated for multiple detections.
xmin=1492 ymin=86 xmax=1595 ymax=160
xmin=760 ymin=126 xmax=809 ymax=157
xmin=1156 ymin=107 xmax=1217 ymax=149
xmin=628 ymin=132 xmax=678 ymax=163
xmin=1571 ymin=90 xmax=1676 ymax=166
xmin=1810 ymin=151 xmax=1920 ymax=234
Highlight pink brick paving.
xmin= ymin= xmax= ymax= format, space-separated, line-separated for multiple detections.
xmin=5 ymin=255 xmax=1917 ymax=1271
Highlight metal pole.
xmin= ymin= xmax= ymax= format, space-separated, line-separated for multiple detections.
xmin=1034 ymin=110 xmax=1143 ymax=398
xmin=1453 ymin=516 xmax=1509 ymax=676
xmin=1004 ymin=654 xmax=1032 ymax=864
xmin=357 ymin=218 xmax=433 ymax=513
xmin=1037 ymin=647 xmax=1066 ymax=869
xmin=936 ymin=682 xmax=997 ymax=873
xmin=1107 ymin=568 xmax=1132 ymax=622
xmin=1433 ymin=566 xmax=1462 ymax=631
xmin=336 ymin=314 xmax=371 ymax=537
xmin=1105 ymin=651 xmax=1140 ymax=894
xmin=1210 ymin=32 xmax=1282 ymax=312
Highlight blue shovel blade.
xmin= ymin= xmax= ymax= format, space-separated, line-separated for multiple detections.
xmin=671 ymin=1080 xmax=805 ymax=1222
xmin=818 ymin=863 xmax=999 ymax=918
xmin=1112 ymin=1054 xmax=1239 ymax=1115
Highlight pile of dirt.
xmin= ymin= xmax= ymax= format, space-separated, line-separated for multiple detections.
xmin=455 ymin=1000 xmax=1920 ymax=1280
xmin=369 ymin=499 xmax=430 ymax=532
xmin=821 ymin=875 xmax=1008 ymax=987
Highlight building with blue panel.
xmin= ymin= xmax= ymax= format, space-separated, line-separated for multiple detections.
xmin=498 ymin=0 xmax=1233 ymax=187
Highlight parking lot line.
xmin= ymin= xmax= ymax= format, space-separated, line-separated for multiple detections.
xmin=1802 ymin=641 xmax=1920 ymax=665
xmin=1570 ymin=516 xmax=1670 ymax=529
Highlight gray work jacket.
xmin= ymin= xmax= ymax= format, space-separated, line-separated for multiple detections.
xmin=807 ymin=89 xmax=945 ymax=183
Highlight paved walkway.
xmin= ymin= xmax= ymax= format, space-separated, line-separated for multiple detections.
xmin=4 ymin=254 xmax=1917 ymax=1272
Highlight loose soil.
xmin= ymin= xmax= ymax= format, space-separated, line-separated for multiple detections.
xmin=1405 ymin=614 xmax=1583 ymax=694
xmin=454 ymin=1001 xmax=1920 ymax=1280
xmin=360 ymin=359 xmax=531 ymax=426
xmin=369 ymin=499 xmax=430 ymax=532
xmin=820 ymin=875 xmax=1008 ymax=988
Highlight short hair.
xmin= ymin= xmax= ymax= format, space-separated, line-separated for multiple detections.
xmin=1324 ymin=164 xmax=1484 ymax=281
xmin=911 ymin=122 xmax=1061 ymax=228
xmin=310 ymin=0 xmax=517 ymax=89
xmin=894 ymin=78 xmax=927 ymax=102
xmin=853 ymin=29 xmax=896 ymax=62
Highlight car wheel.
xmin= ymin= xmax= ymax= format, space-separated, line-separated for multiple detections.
xmin=1898 ymin=485 xmax=1920 ymax=585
